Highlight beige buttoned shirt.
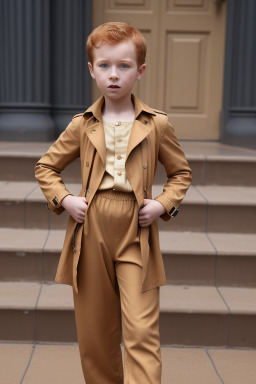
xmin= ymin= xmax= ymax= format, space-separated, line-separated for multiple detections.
xmin=98 ymin=119 xmax=134 ymax=192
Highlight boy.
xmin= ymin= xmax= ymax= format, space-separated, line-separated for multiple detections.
xmin=35 ymin=22 xmax=192 ymax=384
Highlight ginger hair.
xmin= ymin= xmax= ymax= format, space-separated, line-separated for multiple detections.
xmin=87 ymin=22 xmax=146 ymax=67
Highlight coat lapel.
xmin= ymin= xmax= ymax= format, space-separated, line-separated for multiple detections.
xmin=126 ymin=119 xmax=151 ymax=162
xmin=84 ymin=120 xmax=106 ymax=167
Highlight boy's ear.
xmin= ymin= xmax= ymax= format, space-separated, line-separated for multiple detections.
xmin=88 ymin=62 xmax=95 ymax=79
xmin=137 ymin=63 xmax=146 ymax=80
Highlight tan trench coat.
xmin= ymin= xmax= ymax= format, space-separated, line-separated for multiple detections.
xmin=35 ymin=95 xmax=192 ymax=293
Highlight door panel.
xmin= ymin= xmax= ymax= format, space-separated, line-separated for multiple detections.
xmin=92 ymin=0 xmax=226 ymax=140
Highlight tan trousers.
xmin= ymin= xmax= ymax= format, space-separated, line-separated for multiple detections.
xmin=73 ymin=190 xmax=162 ymax=384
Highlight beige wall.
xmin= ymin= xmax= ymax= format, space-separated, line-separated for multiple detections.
xmin=92 ymin=0 xmax=227 ymax=140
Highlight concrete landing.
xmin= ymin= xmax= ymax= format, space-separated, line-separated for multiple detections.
xmin=1 ymin=341 xmax=256 ymax=384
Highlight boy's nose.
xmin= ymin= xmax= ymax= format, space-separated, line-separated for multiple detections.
xmin=109 ymin=68 xmax=119 ymax=80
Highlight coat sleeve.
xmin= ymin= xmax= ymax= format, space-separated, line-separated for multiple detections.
xmin=154 ymin=118 xmax=192 ymax=221
xmin=35 ymin=118 xmax=81 ymax=215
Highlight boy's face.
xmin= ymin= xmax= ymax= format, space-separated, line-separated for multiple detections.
xmin=88 ymin=40 xmax=146 ymax=101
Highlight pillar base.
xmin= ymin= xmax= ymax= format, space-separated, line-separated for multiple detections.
xmin=51 ymin=107 xmax=86 ymax=137
xmin=0 ymin=105 xmax=55 ymax=142
xmin=223 ymin=117 xmax=256 ymax=149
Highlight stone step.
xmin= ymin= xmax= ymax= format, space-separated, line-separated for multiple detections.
xmin=1 ymin=181 xmax=256 ymax=233
xmin=1 ymin=228 xmax=256 ymax=287
xmin=1 ymin=141 xmax=256 ymax=186
xmin=3 ymin=342 xmax=256 ymax=384
xmin=1 ymin=281 xmax=256 ymax=347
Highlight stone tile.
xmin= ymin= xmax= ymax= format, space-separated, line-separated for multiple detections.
xmin=37 ymin=283 xmax=74 ymax=310
xmin=196 ymin=186 xmax=256 ymax=205
xmin=219 ymin=287 xmax=256 ymax=348
xmin=0 ymin=343 xmax=32 ymax=384
xmin=0 ymin=141 xmax=53 ymax=156
xmin=209 ymin=348 xmax=256 ymax=384
xmin=36 ymin=284 xmax=76 ymax=342
xmin=159 ymin=286 xmax=229 ymax=345
xmin=208 ymin=205 xmax=256 ymax=234
xmin=161 ymin=347 xmax=221 ymax=384
xmin=22 ymin=344 xmax=84 ymax=384
xmin=160 ymin=232 xmax=216 ymax=285
xmin=44 ymin=230 xmax=65 ymax=252
xmin=0 ymin=283 xmax=40 ymax=341
xmin=0 ymin=181 xmax=36 ymax=200
xmin=50 ymin=209 xmax=69 ymax=230
xmin=25 ymin=185 xmax=45 ymax=201
xmin=181 ymin=141 xmax=256 ymax=157
xmin=0 ymin=200 xmax=25 ymax=228
xmin=160 ymin=231 xmax=215 ymax=254
xmin=163 ymin=252 xmax=216 ymax=285
xmin=218 ymin=287 xmax=256 ymax=314
xmin=0 ymin=228 xmax=47 ymax=252
xmin=209 ymin=233 xmax=256 ymax=255
xmin=65 ymin=183 xmax=83 ymax=196
xmin=25 ymin=201 xmax=50 ymax=229
xmin=206 ymin=160 xmax=256 ymax=186
xmin=0 ymin=251 xmax=42 ymax=282
xmin=0 ymin=156 xmax=39 ymax=182
xmin=160 ymin=285 xmax=227 ymax=314
xmin=210 ymin=234 xmax=256 ymax=286
xmin=0 ymin=282 xmax=40 ymax=310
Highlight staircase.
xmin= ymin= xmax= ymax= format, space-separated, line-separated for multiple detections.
xmin=0 ymin=141 xmax=256 ymax=348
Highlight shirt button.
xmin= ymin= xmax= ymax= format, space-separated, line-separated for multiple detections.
xmin=117 ymin=155 xmax=122 ymax=160
xmin=91 ymin=129 xmax=96 ymax=134
xmin=117 ymin=172 xmax=122 ymax=176
xmin=117 ymin=138 xmax=123 ymax=142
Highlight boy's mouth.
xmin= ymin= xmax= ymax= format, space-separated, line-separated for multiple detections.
xmin=108 ymin=85 xmax=120 ymax=88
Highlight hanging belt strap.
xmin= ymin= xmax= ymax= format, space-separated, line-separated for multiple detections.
xmin=141 ymin=139 xmax=148 ymax=198
xmin=72 ymin=147 xmax=96 ymax=252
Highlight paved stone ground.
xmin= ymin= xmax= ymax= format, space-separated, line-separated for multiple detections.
xmin=1 ymin=341 xmax=256 ymax=384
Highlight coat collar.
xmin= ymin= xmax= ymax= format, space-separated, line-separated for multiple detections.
xmin=83 ymin=94 xmax=156 ymax=121
xmin=82 ymin=94 xmax=156 ymax=166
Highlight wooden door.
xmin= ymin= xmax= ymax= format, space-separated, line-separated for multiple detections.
xmin=91 ymin=0 xmax=227 ymax=140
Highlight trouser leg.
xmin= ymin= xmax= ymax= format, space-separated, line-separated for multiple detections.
xmin=73 ymin=197 xmax=123 ymax=384
xmin=116 ymin=262 xmax=162 ymax=384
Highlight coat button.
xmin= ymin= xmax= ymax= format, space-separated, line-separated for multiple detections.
xmin=91 ymin=129 xmax=96 ymax=134
xmin=86 ymin=162 xmax=89 ymax=167
xmin=143 ymin=120 xmax=148 ymax=124
xmin=143 ymin=163 xmax=147 ymax=169
xmin=117 ymin=155 xmax=122 ymax=160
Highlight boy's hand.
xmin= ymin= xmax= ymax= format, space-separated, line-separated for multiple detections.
xmin=138 ymin=199 xmax=166 ymax=227
xmin=61 ymin=195 xmax=88 ymax=223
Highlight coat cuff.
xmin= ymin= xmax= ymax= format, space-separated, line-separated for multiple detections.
xmin=154 ymin=194 xmax=179 ymax=221
xmin=47 ymin=190 xmax=72 ymax=215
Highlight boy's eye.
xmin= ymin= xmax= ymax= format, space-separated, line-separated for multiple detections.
xmin=121 ymin=64 xmax=129 ymax=69
xmin=100 ymin=63 xmax=108 ymax=68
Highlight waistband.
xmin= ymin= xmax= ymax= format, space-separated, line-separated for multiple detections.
xmin=95 ymin=189 xmax=136 ymax=201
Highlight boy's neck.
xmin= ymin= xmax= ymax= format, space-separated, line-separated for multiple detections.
xmin=102 ymin=94 xmax=135 ymax=121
